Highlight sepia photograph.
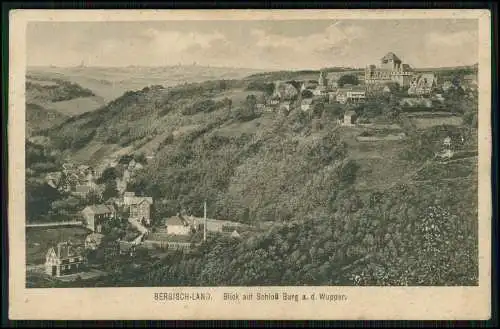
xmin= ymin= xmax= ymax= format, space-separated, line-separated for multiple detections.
xmin=8 ymin=9 xmax=492 ymax=320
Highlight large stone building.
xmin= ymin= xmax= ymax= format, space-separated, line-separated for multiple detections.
xmin=365 ymin=52 xmax=413 ymax=87
xmin=82 ymin=204 xmax=116 ymax=233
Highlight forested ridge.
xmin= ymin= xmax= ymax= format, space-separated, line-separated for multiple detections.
xmin=28 ymin=72 xmax=478 ymax=287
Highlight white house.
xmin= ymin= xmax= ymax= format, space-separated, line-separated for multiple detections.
xmin=165 ymin=215 xmax=191 ymax=235
xmin=301 ymin=99 xmax=313 ymax=111
xmin=85 ymin=233 xmax=104 ymax=251
xmin=343 ymin=111 xmax=358 ymax=126
xmin=45 ymin=241 xmax=85 ymax=277
xmin=336 ymin=87 xmax=366 ymax=104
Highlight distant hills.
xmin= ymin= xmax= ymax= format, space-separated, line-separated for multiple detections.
xmin=27 ymin=66 xmax=267 ymax=103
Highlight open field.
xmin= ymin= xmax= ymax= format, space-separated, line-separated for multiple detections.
xmin=410 ymin=116 xmax=463 ymax=129
xmin=47 ymin=96 xmax=107 ymax=116
xmin=26 ymin=226 xmax=91 ymax=265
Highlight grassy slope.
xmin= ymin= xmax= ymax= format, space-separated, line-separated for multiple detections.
xmin=26 ymin=103 xmax=69 ymax=137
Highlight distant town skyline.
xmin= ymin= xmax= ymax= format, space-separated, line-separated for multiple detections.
xmin=27 ymin=19 xmax=478 ymax=70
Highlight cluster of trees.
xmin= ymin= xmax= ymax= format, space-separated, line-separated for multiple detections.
xmin=399 ymin=124 xmax=472 ymax=163
xmin=245 ymin=81 xmax=275 ymax=96
xmin=182 ymin=98 xmax=232 ymax=116
xmin=26 ymin=79 xmax=95 ymax=102
xmin=231 ymin=95 xmax=261 ymax=122
xmin=69 ymin=170 xmax=476 ymax=288
xmin=337 ymin=74 xmax=360 ymax=87
xmin=127 ymin=119 xmax=355 ymax=225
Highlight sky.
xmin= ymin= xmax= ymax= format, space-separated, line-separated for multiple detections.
xmin=26 ymin=19 xmax=479 ymax=70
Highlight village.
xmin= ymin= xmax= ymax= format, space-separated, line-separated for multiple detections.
xmin=252 ymin=52 xmax=477 ymax=123
xmin=27 ymin=52 xmax=478 ymax=283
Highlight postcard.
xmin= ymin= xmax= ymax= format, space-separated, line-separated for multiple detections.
xmin=8 ymin=9 xmax=492 ymax=320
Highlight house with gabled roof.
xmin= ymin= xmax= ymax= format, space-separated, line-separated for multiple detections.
xmin=82 ymin=204 xmax=116 ymax=233
xmin=45 ymin=241 xmax=86 ymax=277
xmin=301 ymin=98 xmax=313 ymax=111
xmin=123 ymin=192 xmax=154 ymax=225
xmin=165 ymin=215 xmax=192 ymax=235
xmin=408 ymin=73 xmax=437 ymax=96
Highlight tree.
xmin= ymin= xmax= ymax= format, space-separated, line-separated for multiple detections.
xmin=337 ymin=74 xmax=359 ymax=87
xmin=233 ymin=95 xmax=258 ymax=121
xmin=86 ymin=189 xmax=103 ymax=205
xmin=98 ymin=167 xmax=119 ymax=184
xmin=102 ymin=181 xmax=119 ymax=201
xmin=312 ymin=102 xmax=325 ymax=118
xmin=133 ymin=152 xmax=147 ymax=164
xmin=301 ymin=89 xmax=313 ymax=98
xmin=219 ymin=80 xmax=227 ymax=91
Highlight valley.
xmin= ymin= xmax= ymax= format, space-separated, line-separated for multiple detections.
xmin=25 ymin=63 xmax=479 ymax=288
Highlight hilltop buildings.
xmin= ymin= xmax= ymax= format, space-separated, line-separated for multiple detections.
xmin=408 ymin=73 xmax=437 ymax=96
xmin=365 ymin=52 xmax=413 ymax=87
xmin=336 ymin=86 xmax=366 ymax=104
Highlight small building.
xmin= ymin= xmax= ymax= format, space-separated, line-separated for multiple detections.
xmin=301 ymin=98 xmax=313 ymax=111
xmin=443 ymin=136 xmax=452 ymax=148
xmin=123 ymin=192 xmax=153 ymax=225
xmin=343 ymin=111 xmax=358 ymax=126
xmin=46 ymin=172 xmax=62 ymax=189
xmin=336 ymin=87 xmax=366 ymax=104
xmin=82 ymin=204 xmax=116 ymax=233
xmin=189 ymin=217 xmax=245 ymax=234
xmin=62 ymin=163 xmax=75 ymax=172
xmin=85 ymin=233 xmax=105 ymax=251
xmin=399 ymin=97 xmax=433 ymax=108
xmin=268 ymin=97 xmax=280 ymax=106
xmin=442 ymin=80 xmax=454 ymax=92
xmin=408 ymin=73 xmax=437 ymax=96
xmin=45 ymin=241 xmax=86 ymax=277
xmin=280 ymin=101 xmax=291 ymax=113
xmin=433 ymin=94 xmax=445 ymax=103
xmin=73 ymin=184 xmax=92 ymax=198
xmin=119 ymin=241 xmax=136 ymax=257
xmin=165 ymin=215 xmax=191 ymax=236
xmin=230 ymin=230 xmax=241 ymax=239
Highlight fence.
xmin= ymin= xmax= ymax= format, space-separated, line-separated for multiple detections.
xmin=142 ymin=240 xmax=192 ymax=251
xmin=26 ymin=221 xmax=83 ymax=228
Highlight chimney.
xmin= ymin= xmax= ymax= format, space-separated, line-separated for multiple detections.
xmin=203 ymin=201 xmax=207 ymax=242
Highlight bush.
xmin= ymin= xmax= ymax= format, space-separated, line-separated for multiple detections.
xmin=337 ymin=74 xmax=360 ymax=87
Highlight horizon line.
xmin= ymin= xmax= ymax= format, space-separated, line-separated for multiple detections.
xmin=26 ymin=62 xmax=478 ymax=72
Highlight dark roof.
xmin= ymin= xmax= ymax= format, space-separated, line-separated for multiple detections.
xmin=85 ymin=233 xmax=104 ymax=244
xmin=51 ymin=241 xmax=84 ymax=259
xmin=165 ymin=216 xmax=188 ymax=226
xmin=381 ymin=52 xmax=402 ymax=62
xmin=75 ymin=185 xmax=91 ymax=193
xmin=84 ymin=204 xmax=115 ymax=215
xmin=119 ymin=241 xmax=136 ymax=252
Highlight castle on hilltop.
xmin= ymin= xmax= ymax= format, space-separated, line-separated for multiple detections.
xmin=364 ymin=52 xmax=413 ymax=87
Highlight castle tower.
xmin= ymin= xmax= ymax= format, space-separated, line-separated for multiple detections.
xmin=318 ymin=71 xmax=328 ymax=87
